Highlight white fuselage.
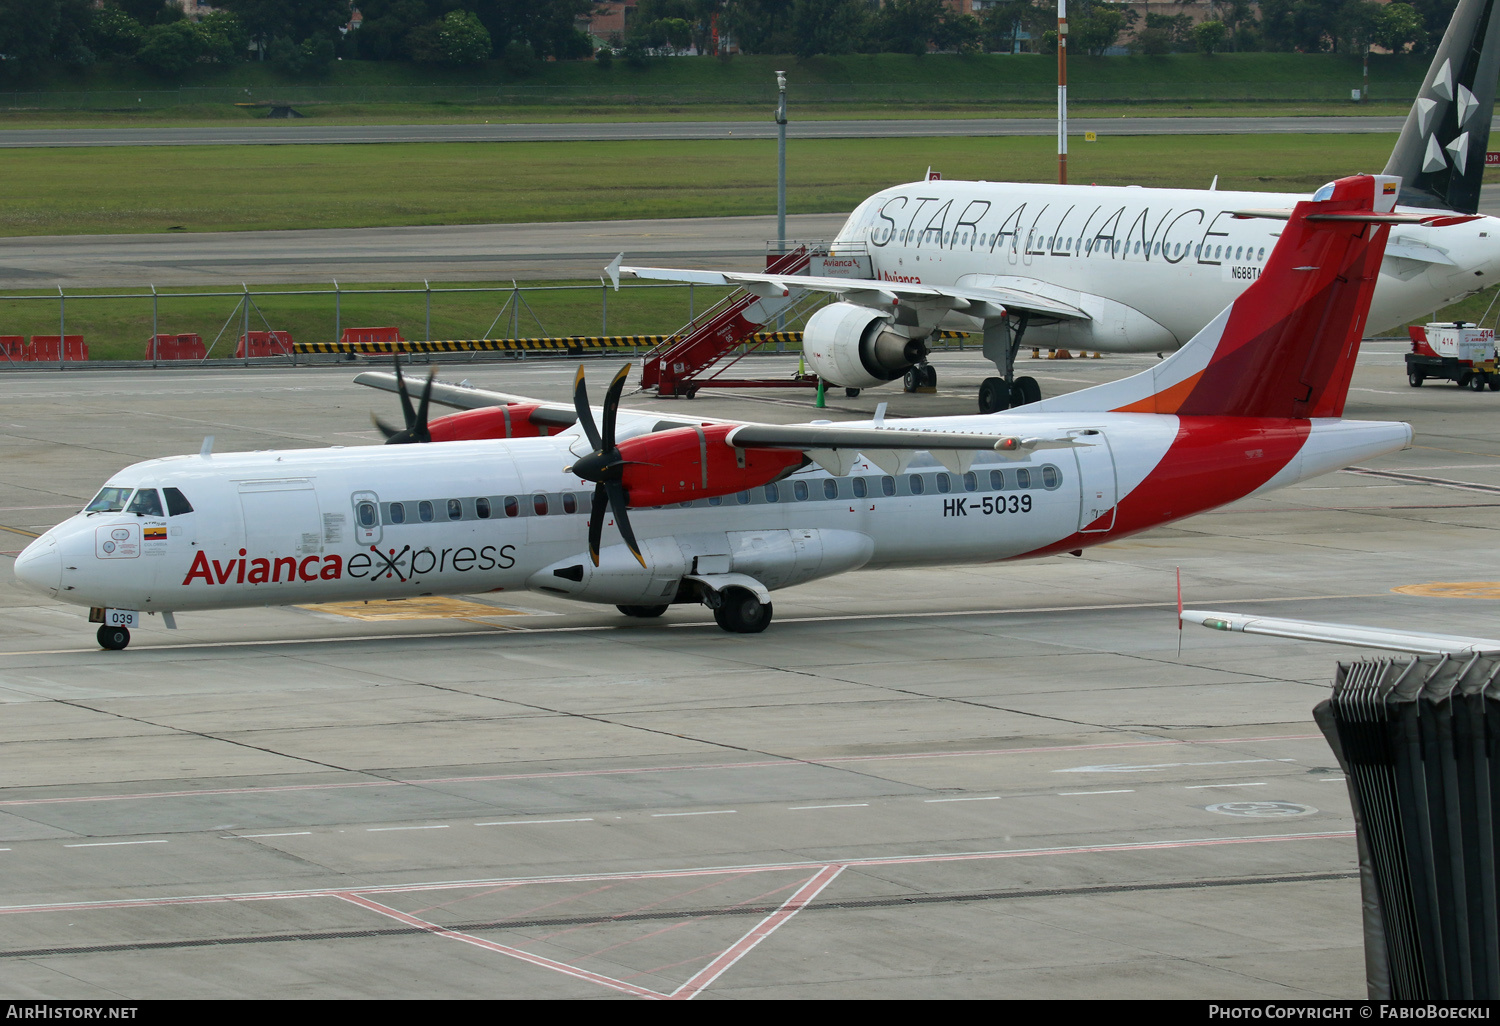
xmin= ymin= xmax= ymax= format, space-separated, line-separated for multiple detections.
xmin=831 ymin=181 xmax=1500 ymax=351
xmin=14 ymin=410 xmax=1412 ymax=617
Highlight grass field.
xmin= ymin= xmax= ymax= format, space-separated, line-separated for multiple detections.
xmin=0 ymin=134 xmax=1408 ymax=237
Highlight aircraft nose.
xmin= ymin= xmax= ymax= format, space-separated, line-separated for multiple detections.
xmin=13 ymin=535 xmax=61 ymax=599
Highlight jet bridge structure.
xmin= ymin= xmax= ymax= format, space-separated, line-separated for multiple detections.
xmin=1316 ymin=653 xmax=1500 ymax=999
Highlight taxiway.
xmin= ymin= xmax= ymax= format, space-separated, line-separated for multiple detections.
xmin=1 ymin=350 xmax=1497 ymax=998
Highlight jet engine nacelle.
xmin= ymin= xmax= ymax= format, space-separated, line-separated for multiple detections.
xmin=802 ymin=302 xmax=928 ymax=390
xmin=526 ymin=528 xmax=876 ymax=606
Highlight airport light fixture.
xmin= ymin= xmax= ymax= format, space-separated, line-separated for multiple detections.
xmin=776 ymin=70 xmax=788 ymax=254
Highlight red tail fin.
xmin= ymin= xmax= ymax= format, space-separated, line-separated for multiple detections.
xmin=1173 ymin=175 xmax=1395 ymax=419
xmin=1036 ymin=174 xmax=1458 ymax=419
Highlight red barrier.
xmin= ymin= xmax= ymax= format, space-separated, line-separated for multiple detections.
xmin=145 ymin=333 xmax=207 ymax=361
xmin=340 ymin=326 xmax=405 ymax=346
xmin=0 ymin=336 xmax=23 ymax=361
xmin=27 ymin=335 xmax=88 ymax=361
xmin=235 ymin=330 xmax=294 ymax=358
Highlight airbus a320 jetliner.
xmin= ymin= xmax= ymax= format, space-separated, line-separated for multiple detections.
xmin=15 ymin=175 xmax=1435 ymax=649
xmin=619 ymin=0 xmax=1500 ymax=413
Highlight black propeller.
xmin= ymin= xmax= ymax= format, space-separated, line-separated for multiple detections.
xmin=372 ymin=357 xmax=437 ymax=445
xmin=567 ymin=364 xmax=645 ymax=568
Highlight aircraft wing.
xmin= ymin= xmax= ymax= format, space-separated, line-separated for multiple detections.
xmin=615 ymin=263 xmax=1090 ymax=322
xmin=1181 ymin=609 xmax=1500 ymax=655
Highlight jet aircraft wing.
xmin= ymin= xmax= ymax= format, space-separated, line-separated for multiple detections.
xmin=1181 ymin=608 xmax=1500 ymax=655
xmin=614 ymin=263 xmax=1090 ymax=322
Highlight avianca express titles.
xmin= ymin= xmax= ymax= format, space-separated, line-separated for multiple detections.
xmin=15 ymin=176 xmax=1424 ymax=650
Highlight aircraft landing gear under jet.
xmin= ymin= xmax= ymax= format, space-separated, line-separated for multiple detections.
xmin=903 ymin=365 xmax=937 ymax=393
xmin=979 ymin=313 xmax=1043 ymax=413
xmin=97 ymin=624 xmax=130 ymax=651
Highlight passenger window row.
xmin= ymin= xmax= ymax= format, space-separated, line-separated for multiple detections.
xmin=667 ymin=465 xmax=1065 ymax=509
xmin=374 ymin=491 xmax=584 ymax=526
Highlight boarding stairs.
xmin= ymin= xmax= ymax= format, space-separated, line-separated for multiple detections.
xmin=640 ymin=246 xmax=822 ymax=398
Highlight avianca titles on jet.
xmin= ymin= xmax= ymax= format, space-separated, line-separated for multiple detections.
xmin=16 ymin=175 xmax=1426 ymax=650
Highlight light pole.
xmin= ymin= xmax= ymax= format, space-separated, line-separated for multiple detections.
xmin=776 ymin=69 xmax=787 ymax=254
xmin=1057 ymin=1 xmax=1068 ymax=184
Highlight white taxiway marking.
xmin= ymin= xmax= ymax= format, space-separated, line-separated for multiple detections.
xmin=238 ymin=831 xmax=312 ymax=838
xmin=1058 ymin=758 xmax=1293 ymax=773
xmin=788 ymin=803 xmax=869 ymax=811
xmin=1058 ymin=790 xmax=1135 ymax=796
xmin=652 ymin=810 xmax=737 ymax=817
xmin=367 ymin=825 xmax=449 ymax=832
xmin=476 ymin=818 xmax=594 ymax=826
xmin=65 ymin=840 xmax=167 ymax=848
xmin=1185 ymin=782 xmax=1269 ymax=789
xmin=924 ymin=795 xmax=1002 ymax=803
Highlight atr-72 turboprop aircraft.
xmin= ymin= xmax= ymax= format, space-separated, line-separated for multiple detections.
xmin=14 ymin=174 xmax=1435 ymax=650
xmin=618 ymin=0 xmax=1500 ymax=414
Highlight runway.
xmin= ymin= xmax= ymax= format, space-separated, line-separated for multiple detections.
xmin=9 ymin=185 xmax=1500 ymax=291
xmin=3 ymin=347 xmax=1498 ymax=997
xmin=0 ymin=115 xmax=1430 ymax=149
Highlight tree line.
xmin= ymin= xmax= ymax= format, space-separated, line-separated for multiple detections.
xmin=0 ymin=0 xmax=1461 ymax=80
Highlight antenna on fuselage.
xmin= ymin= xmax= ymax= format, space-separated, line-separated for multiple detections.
xmin=199 ymin=436 xmax=214 ymax=459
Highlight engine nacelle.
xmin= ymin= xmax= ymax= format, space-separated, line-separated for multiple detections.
xmin=428 ymin=404 xmax=549 ymax=442
xmin=802 ymin=302 xmax=928 ymax=390
xmin=617 ymin=424 xmax=805 ymax=506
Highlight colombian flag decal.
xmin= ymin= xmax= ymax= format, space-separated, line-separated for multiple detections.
xmin=143 ymin=527 xmax=167 ymax=541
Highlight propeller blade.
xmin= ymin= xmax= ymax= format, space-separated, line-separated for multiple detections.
xmin=606 ymin=479 xmax=646 ymax=568
xmin=601 ymin=363 xmax=630 ymax=452
xmin=394 ymin=357 xmax=416 ymax=430
xmin=413 ymin=367 xmax=436 ymax=444
xmin=587 ymin=482 xmax=608 ymax=566
xmin=372 ymin=412 xmax=402 ymax=441
xmin=573 ymin=365 xmax=602 ymax=451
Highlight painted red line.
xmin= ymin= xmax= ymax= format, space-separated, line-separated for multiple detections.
xmin=333 ymin=891 xmax=665 ymax=1000
xmin=671 ymin=864 xmax=846 ymax=1000
xmin=0 ymin=735 xmax=1320 ymax=809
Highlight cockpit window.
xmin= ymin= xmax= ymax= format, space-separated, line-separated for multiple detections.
xmin=126 ymin=488 xmax=164 ymax=517
xmin=163 ymin=487 xmax=193 ymax=516
xmin=85 ymin=487 xmax=132 ymax=513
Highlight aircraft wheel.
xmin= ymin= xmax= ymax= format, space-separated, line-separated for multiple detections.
xmin=1013 ymin=376 xmax=1042 ymax=405
xmin=844 ymin=388 xmax=861 ymax=398
xmin=97 ymin=625 xmax=130 ymax=651
xmin=921 ymin=365 xmax=937 ymax=388
xmin=617 ymin=604 xmax=668 ymax=618
xmin=977 ymin=377 xmax=1011 ymax=413
xmin=712 ymin=588 xmax=772 ymax=634
xmin=1473 ymin=373 xmax=1490 ymax=392
xmin=903 ymin=368 xmax=921 ymax=393
xmin=1408 ymin=369 xmax=1424 ymax=387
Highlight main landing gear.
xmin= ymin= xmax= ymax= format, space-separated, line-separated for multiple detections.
xmin=978 ymin=312 xmax=1044 ymax=413
xmin=97 ymin=624 xmax=130 ymax=651
xmin=711 ymin=587 xmax=773 ymax=634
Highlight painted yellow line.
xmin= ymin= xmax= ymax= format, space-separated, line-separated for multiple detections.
xmin=0 ymin=524 xmax=39 ymax=539
xmin=299 ymin=596 xmax=529 ymax=621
